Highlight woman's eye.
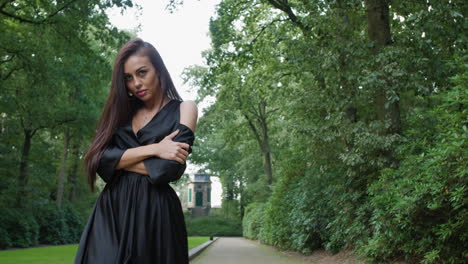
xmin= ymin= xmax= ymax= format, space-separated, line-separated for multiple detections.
xmin=138 ymin=70 xmax=147 ymax=76
xmin=124 ymin=75 xmax=132 ymax=81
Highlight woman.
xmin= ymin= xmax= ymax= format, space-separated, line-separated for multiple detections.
xmin=74 ymin=38 xmax=198 ymax=264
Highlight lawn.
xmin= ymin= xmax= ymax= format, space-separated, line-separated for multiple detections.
xmin=0 ymin=236 xmax=210 ymax=264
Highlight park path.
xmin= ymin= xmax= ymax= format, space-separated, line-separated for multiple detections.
xmin=190 ymin=237 xmax=307 ymax=264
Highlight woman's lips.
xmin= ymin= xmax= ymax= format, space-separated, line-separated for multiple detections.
xmin=136 ymin=90 xmax=147 ymax=97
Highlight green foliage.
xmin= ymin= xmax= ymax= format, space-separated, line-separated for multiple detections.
xmin=0 ymin=208 xmax=39 ymax=248
xmin=220 ymin=199 xmax=241 ymax=220
xmin=185 ymin=216 xmax=242 ymax=237
xmin=0 ymin=0 xmax=132 ymax=249
xmin=242 ymin=202 xmax=265 ymax=240
xmin=0 ymin=227 xmax=12 ymax=248
xmin=0 ymin=201 xmax=84 ymax=249
xmin=361 ymin=64 xmax=467 ymax=264
xmin=184 ymin=0 xmax=467 ymax=263
xmin=32 ymin=202 xmax=84 ymax=245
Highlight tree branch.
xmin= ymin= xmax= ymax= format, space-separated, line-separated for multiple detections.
xmin=0 ymin=54 xmax=15 ymax=65
xmin=266 ymin=107 xmax=280 ymax=116
xmin=0 ymin=0 xmax=79 ymax=24
xmin=243 ymin=112 xmax=264 ymax=152
xmin=251 ymin=18 xmax=288 ymax=44
xmin=0 ymin=0 xmax=14 ymax=11
xmin=265 ymin=0 xmax=311 ymax=37
xmin=34 ymin=117 xmax=77 ymax=135
xmin=1 ymin=66 xmax=18 ymax=81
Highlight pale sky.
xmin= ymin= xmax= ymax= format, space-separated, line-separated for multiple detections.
xmin=107 ymin=0 xmax=222 ymax=207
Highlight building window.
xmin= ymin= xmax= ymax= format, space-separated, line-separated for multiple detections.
xmin=207 ymin=188 xmax=211 ymax=203
xmin=196 ymin=192 xmax=203 ymax=206
xmin=189 ymin=188 xmax=192 ymax=202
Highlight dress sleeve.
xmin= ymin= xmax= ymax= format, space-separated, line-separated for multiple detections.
xmin=96 ymin=135 xmax=126 ymax=184
xmin=143 ymin=123 xmax=195 ymax=185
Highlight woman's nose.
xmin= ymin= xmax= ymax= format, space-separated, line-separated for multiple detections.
xmin=133 ymin=77 xmax=142 ymax=87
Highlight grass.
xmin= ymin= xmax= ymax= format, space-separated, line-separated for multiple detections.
xmin=0 ymin=236 xmax=210 ymax=264
xmin=188 ymin=236 xmax=210 ymax=249
xmin=0 ymin=245 xmax=77 ymax=264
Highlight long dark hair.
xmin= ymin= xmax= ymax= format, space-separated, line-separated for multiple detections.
xmin=84 ymin=38 xmax=183 ymax=192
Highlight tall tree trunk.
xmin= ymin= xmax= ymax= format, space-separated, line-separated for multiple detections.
xmin=67 ymin=140 xmax=80 ymax=202
xmin=56 ymin=128 xmax=71 ymax=208
xmin=263 ymin=148 xmax=273 ymax=185
xmin=261 ymin=123 xmax=273 ymax=185
xmin=365 ymin=0 xmax=401 ymax=166
xmin=337 ymin=1 xmax=358 ymax=124
xmin=258 ymin=101 xmax=273 ymax=185
xmin=17 ymin=128 xmax=33 ymax=206
xmin=243 ymin=101 xmax=273 ymax=185
xmin=365 ymin=0 xmax=392 ymax=46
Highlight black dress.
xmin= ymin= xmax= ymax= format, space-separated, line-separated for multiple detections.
xmin=74 ymin=99 xmax=194 ymax=264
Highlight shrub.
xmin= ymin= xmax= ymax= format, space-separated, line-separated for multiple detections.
xmin=242 ymin=202 xmax=265 ymax=240
xmin=362 ymin=71 xmax=468 ymax=264
xmin=0 ymin=227 xmax=12 ymax=248
xmin=185 ymin=216 xmax=242 ymax=236
xmin=220 ymin=199 xmax=241 ymax=219
xmin=33 ymin=204 xmax=69 ymax=244
xmin=259 ymin=172 xmax=296 ymax=249
xmin=0 ymin=208 xmax=39 ymax=248
xmin=62 ymin=202 xmax=84 ymax=243
xmin=260 ymin=165 xmax=344 ymax=254
xmin=32 ymin=201 xmax=83 ymax=244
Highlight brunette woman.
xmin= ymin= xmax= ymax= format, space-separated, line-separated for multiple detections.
xmin=74 ymin=38 xmax=197 ymax=264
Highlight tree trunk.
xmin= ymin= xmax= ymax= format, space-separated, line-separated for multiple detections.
xmin=259 ymin=102 xmax=273 ymax=185
xmin=67 ymin=140 xmax=80 ymax=202
xmin=56 ymin=128 xmax=71 ymax=208
xmin=243 ymin=101 xmax=274 ymax=185
xmin=365 ymin=0 xmax=392 ymax=46
xmin=17 ymin=129 xmax=33 ymax=206
xmin=263 ymin=148 xmax=273 ymax=185
xmin=365 ymin=0 xmax=401 ymax=166
xmin=337 ymin=1 xmax=358 ymax=124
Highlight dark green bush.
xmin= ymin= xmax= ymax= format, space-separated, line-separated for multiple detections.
xmin=0 ymin=201 xmax=84 ymax=249
xmin=259 ymin=164 xmax=347 ymax=254
xmin=361 ymin=70 xmax=467 ymax=264
xmin=185 ymin=216 xmax=242 ymax=236
xmin=259 ymin=174 xmax=295 ymax=249
xmin=62 ymin=202 xmax=84 ymax=243
xmin=33 ymin=204 xmax=68 ymax=244
xmin=0 ymin=208 xmax=39 ymax=248
xmin=32 ymin=202 xmax=83 ymax=244
xmin=0 ymin=227 xmax=12 ymax=248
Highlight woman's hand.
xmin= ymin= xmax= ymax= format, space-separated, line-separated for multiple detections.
xmin=152 ymin=129 xmax=190 ymax=164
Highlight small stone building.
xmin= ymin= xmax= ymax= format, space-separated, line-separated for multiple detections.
xmin=187 ymin=171 xmax=211 ymax=217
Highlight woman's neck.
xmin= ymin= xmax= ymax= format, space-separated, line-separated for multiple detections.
xmin=142 ymin=93 xmax=167 ymax=112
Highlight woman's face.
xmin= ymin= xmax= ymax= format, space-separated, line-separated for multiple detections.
xmin=123 ymin=54 xmax=160 ymax=102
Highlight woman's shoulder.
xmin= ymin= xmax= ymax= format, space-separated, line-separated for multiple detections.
xmin=179 ymin=100 xmax=197 ymax=112
xmin=178 ymin=100 xmax=198 ymax=133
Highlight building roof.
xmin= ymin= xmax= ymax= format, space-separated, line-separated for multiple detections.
xmin=190 ymin=172 xmax=211 ymax=183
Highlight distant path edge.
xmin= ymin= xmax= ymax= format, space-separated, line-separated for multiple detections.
xmin=188 ymin=237 xmax=220 ymax=261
